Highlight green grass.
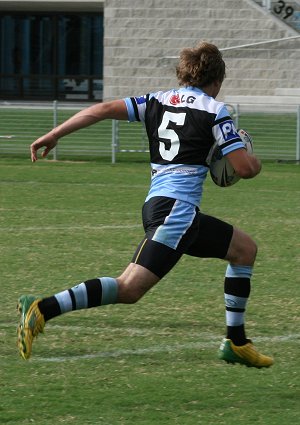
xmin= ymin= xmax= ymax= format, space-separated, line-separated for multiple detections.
xmin=1 ymin=158 xmax=300 ymax=424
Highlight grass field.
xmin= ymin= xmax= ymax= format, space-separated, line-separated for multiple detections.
xmin=1 ymin=157 xmax=299 ymax=424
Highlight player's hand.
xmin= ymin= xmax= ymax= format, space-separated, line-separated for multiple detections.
xmin=30 ymin=133 xmax=58 ymax=162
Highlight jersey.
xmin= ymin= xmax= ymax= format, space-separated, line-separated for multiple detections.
xmin=124 ymin=86 xmax=244 ymax=206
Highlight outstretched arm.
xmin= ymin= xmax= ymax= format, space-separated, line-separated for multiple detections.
xmin=30 ymin=99 xmax=128 ymax=162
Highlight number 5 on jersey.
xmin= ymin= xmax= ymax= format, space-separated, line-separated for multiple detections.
xmin=157 ymin=111 xmax=186 ymax=161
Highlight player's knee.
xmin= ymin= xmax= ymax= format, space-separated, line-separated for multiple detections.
xmin=237 ymin=238 xmax=257 ymax=265
xmin=227 ymin=230 xmax=258 ymax=265
xmin=246 ymin=239 xmax=258 ymax=264
xmin=117 ymin=281 xmax=145 ymax=304
xmin=123 ymin=290 xmax=143 ymax=304
xmin=116 ymin=263 xmax=160 ymax=304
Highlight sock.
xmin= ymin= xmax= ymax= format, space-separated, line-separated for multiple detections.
xmin=38 ymin=277 xmax=118 ymax=322
xmin=224 ymin=264 xmax=252 ymax=346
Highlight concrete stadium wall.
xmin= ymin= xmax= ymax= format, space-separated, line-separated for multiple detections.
xmin=103 ymin=0 xmax=300 ymax=101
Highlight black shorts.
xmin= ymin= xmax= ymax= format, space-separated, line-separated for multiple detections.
xmin=132 ymin=196 xmax=233 ymax=278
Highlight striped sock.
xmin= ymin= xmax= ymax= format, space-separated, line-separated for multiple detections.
xmin=38 ymin=277 xmax=118 ymax=321
xmin=224 ymin=264 xmax=252 ymax=346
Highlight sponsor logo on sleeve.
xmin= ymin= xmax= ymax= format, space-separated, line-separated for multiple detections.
xmin=135 ymin=95 xmax=147 ymax=104
xmin=219 ymin=120 xmax=239 ymax=142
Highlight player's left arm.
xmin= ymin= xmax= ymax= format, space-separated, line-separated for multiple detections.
xmin=226 ymin=148 xmax=262 ymax=179
xmin=30 ymin=99 xmax=128 ymax=162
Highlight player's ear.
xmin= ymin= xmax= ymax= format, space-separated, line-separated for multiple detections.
xmin=212 ymin=80 xmax=222 ymax=98
xmin=215 ymin=80 xmax=222 ymax=90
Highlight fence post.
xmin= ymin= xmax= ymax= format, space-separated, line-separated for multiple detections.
xmin=235 ymin=103 xmax=239 ymax=129
xmin=53 ymin=100 xmax=58 ymax=161
xmin=111 ymin=119 xmax=119 ymax=164
xmin=297 ymin=105 xmax=300 ymax=162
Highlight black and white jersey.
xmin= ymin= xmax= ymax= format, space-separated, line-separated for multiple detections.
xmin=124 ymin=86 xmax=244 ymax=206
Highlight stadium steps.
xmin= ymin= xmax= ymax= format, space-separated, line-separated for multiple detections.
xmin=104 ymin=0 xmax=300 ymax=99
xmin=274 ymin=88 xmax=300 ymax=96
xmin=224 ymin=92 xmax=300 ymax=112
xmin=225 ymin=94 xmax=300 ymax=105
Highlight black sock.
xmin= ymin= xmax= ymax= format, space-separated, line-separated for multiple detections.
xmin=38 ymin=297 xmax=61 ymax=322
xmin=224 ymin=276 xmax=250 ymax=346
xmin=226 ymin=324 xmax=248 ymax=346
xmin=38 ymin=279 xmax=102 ymax=322
xmin=38 ymin=278 xmax=114 ymax=322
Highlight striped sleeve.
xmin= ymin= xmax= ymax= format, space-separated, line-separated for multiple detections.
xmin=124 ymin=95 xmax=148 ymax=122
xmin=212 ymin=104 xmax=245 ymax=156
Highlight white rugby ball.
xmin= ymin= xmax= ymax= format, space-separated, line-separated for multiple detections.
xmin=238 ymin=128 xmax=253 ymax=154
xmin=209 ymin=129 xmax=253 ymax=187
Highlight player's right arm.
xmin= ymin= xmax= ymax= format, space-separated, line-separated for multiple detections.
xmin=212 ymin=103 xmax=261 ymax=179
xmin=30 ymin=99 xmax=128 ymax=162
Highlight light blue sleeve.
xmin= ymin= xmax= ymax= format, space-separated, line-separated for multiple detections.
xmin=124 ymin=97 xmax=137 ymax=122
xmin=123 ymin=95 xmax=148 ymax=122
xmin=213 ymin=104 xmax=245 ymax=156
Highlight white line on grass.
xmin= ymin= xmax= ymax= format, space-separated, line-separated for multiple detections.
xmin=0 ymin=224 xmax=140 ymax=232
xmin=0 ymin=207 xmax=138 ymax=215
xmin=33 ymin=332 xmax=300 ymax=363
xmin=2 ymin=322 xmax=299 ymax=361
xmin=2 ymin=181 xmax=300 ymax=194
xmin=1 ymin=180 xmax=148 ymax=189
xmin=35 ymin=342 xmax=215 ymax=363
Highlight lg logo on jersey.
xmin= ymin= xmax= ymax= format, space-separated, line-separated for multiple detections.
xmin=169 ymin=94 xmax=196 ymax=105
xmin=219 ymin=120 xmax=239 ymax=142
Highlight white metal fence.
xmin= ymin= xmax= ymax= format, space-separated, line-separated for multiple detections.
xmin=228 ymin=103 xmax=300 ymax=161
xmin=0 ymin=101 xmax=299 ymax=162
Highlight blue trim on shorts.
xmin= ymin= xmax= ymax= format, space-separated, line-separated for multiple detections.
xmin=152 ymin=200 xmax=196 ymax=249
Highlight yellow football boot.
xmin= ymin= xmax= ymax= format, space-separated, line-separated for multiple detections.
xmin=17 ymin=295 xmax=45 ymax=360
xmin=218 ymin=338 xmax=274 ymax=368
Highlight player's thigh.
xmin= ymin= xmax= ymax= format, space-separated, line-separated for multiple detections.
xmin=116 ymin=237 xmax=182 ymax=303
xmin=131 ymin=237 xmax=182 ymax=279
xmin=133 ymin=196 xmax=192 ymax=278
xmin=185 ymin=212 xmax=233 ymax=259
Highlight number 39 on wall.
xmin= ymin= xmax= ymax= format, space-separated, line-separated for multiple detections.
xmin=273 ymin=0 xmax=294 ymax=19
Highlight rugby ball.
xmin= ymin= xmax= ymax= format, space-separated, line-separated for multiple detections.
xmin=208 ymin=129 xmax=253 ymax=187
xmin=238 ymin=128 xmax=253 ymax=154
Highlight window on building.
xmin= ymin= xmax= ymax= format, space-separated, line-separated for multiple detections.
xmin=0 ymin=13 xmax=103 ymax=101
